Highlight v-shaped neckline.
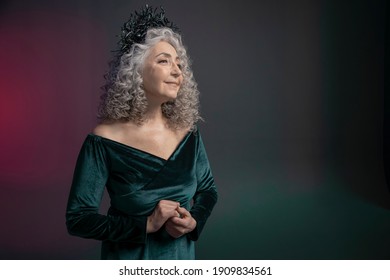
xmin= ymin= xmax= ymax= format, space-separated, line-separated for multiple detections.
xmin=88 ymin=131 xmax=192 ymax=162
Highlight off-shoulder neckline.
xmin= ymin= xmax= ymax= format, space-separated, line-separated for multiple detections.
xmin=87 ymin=131 xmax=193 ymax=161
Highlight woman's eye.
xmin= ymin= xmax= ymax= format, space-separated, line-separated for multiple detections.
xmin=158 ymin=59 xmax=168 ymax=64
xmin=177 ymin=64 xmax=182 ymax=70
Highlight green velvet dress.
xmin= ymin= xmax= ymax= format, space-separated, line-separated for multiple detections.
xmin=66 ymin=130 xmax=218 ymax=259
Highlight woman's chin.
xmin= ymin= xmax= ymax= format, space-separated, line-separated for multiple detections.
xmin=163 ymin=91 xmax=179 ymax=101
xmin=146 ymin=91 xmax=178 ymax=104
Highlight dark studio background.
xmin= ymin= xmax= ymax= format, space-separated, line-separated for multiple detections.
xmin=0 ymin=0 xmax=389 ymax=259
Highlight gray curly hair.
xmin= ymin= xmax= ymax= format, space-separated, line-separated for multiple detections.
xmin=98 ymin=27 xmax=202 ymax=131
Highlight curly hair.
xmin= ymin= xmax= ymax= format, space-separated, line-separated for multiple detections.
xmin=98 ymin=27 xmax=202 ymax=131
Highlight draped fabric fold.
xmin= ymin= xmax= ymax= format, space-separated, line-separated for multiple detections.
xmin=66 ymin=130 xmax=217 ymax=259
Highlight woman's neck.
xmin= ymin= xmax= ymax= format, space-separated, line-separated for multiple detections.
xmin=143 ymin=102 xmax=167 ymax=128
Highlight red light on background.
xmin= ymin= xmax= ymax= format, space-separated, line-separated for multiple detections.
xmin=0 ymin=10 xmax=108 ymax=189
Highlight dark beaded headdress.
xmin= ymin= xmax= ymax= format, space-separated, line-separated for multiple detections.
xmin=103 ymin=5 xmax=180 ymax=90
xmin=116 ymin=5 xmax=179 ymax=56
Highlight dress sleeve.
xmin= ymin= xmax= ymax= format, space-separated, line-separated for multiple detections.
xmin=65 ymin=135 xmax=147 ymax=243
xmin=188 ymin=132 xmax=218 ymax=241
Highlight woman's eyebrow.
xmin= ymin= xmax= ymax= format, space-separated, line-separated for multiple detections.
xmin=155 ymin=52 xmax=180 ymax=60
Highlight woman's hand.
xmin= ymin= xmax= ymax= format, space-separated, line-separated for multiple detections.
xmin=146 ymin=200 xmax=180 ymax=233
xmin=165 ymin=207 xmax=197 ymax=238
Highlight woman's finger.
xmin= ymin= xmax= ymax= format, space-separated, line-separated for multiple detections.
xmin=176 ymin=206 xmax=190 ymax=217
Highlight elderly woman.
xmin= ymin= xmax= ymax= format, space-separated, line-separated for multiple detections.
xmin=66 ymin=6 xmax=218 ymax=260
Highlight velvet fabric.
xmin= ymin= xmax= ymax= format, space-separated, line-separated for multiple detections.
xmin=66 ymin=130 xmax=218 ymax=259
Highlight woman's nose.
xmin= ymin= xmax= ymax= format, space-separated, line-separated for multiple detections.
xmin=171 ymin=63 xmax=182 ymax=76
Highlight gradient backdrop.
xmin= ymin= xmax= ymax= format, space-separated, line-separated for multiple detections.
xmin=0 ymin=0 xmax=389 ymax=259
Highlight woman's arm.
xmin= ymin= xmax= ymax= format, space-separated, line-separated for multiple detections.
xmin=65 ymin=135 xmax=146 ymax=243
xmin=187 ymin=132 xmax=218 ymax=241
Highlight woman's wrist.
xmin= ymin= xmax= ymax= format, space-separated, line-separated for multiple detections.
xmin=146 ymin=216 xmax=155 ymax=233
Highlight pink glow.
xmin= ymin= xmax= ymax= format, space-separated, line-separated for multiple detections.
xmin=0 ymin=10 xmax=108 ymax=189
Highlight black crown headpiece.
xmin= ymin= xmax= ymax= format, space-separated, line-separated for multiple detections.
xmin=117 ymin=5 xmax=179 ymax=56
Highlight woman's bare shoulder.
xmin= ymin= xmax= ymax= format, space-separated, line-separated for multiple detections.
xmin=178 ymin=127 xmax=191 ymax=137
xmin=92 ymin=120 xmax=140 ymax=142
xmin=92 ymin=121 xmax=122 ymax=139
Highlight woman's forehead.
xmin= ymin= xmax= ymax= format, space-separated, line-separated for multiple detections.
xmin=151 ymin=41 xmax=179 ymax=59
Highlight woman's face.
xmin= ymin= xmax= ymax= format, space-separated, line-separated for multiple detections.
xmin=142 ymin=41 xmax=183 ymax=103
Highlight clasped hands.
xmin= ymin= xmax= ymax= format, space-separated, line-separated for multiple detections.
xmin=146 ymin=200 xmax=196 ymax=238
